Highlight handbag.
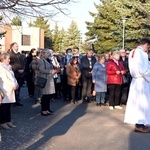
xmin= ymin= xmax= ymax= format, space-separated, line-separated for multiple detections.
xmin=122 ymin=75 xmax=128 ymax=84
xmin=35 ymin=76 xmax=47 ymax=88
xmin=35 ymin=59 xmax=47 ymax=88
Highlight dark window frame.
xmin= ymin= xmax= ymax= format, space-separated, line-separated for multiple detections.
xmin=22 ymin=34 xmax=30 ymax=46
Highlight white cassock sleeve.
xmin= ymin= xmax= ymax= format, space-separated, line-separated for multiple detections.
xmin=137 ymin=49 xmax=150 ymax=81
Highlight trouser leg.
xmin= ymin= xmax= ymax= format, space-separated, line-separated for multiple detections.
xmin=27 ymin=80 xmax=35 ymax=96
xmin=100 ymin=92 xmax=106 ymax=104
xmin=41 ymin=95 xmax=47 ymax=111
xmin=96 ymin=92 xmax=100 ymax=104
xmin=108 ymin=84 xmax=115 ymax=106
xmin=71 ymin=86 xmax=76 ymax=101
xmin=87 ymin=78 xmax=92 ymax=98
xmin=114 ymin=84 xmax=121 ymax=106
xmin=0 ymin=103 xmax=11 ymax=124
xmin=62 ymin=76 xmax=68 ymax=100
xmin=5 ymin=104 xmax=11 ymax=122
xmin=81 ymin=79 xmax=88 ymax=101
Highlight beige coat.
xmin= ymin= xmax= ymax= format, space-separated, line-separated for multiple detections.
xmin=0 ymin=63 xmax=18 ymax=103
xmin=66 ymin=64 xmax=81 ymax=86
xmin=38 ymin=58 xmax=55 ymax=95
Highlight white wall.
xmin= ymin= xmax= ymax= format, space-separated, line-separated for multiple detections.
xmin=12 ymin=26 xmax=22 ymax=52
xmin=11 ymin=26 xmax=41 ymax=52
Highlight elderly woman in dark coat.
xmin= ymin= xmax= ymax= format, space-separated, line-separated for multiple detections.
xmin=92 ymin=54 xmax=107 ymax=106
xmin=38 ymin=49 xmax=60 ymax=116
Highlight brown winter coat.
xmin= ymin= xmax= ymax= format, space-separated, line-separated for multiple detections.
xmin=66 ymin=64 xmax=81 ymax=86
xmin=9 ymin=50 xmax=25 ymax=79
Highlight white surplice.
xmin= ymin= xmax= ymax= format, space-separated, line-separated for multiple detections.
xmin=124 ymin=46 xmax=150 ymax=125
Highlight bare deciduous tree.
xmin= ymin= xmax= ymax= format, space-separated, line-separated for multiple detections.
xmin=0 ymin=0 xmax=75 ymax=18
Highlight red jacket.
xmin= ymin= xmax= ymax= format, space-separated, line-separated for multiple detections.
xmin=106 ymin=59 xmax=126 ymax=85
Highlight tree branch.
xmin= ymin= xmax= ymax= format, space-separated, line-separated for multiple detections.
xmin=0 ymin=0 xmax=75 ymax=18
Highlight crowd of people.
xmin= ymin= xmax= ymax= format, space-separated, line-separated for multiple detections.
xmin=0 ymin=38 xmax=150 ymax=133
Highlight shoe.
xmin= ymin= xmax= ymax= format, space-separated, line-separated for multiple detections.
xmin=87 ymin=99 xmax=92 ymax=103
xmin=96 ymin=103 xmax=100 ymax=106
xmin=16 ymin=103 xmax=23 ymax=106
xmin=0 ymin=123 xmax=11 ymax=130
xmin=6 ymin=122 xmax=16 ymax=128
xmin=82 ymin=100 xmax=86 ymax=104
xmin=46 ymin=111 xmax=53 ymax=115
xmin=135 ymin=127 xmax=150 ymax=133
xmin=72 ymin=100 xmax=78 ymax=104
xmin=115 ymin=105 xmax=122 ymax=109
xmin=109 ymin=106 xmax=114 ymax=110
xmin=70 ymin=99 xmax=73 ymax=103
xmin=143 ymin=125 xmax=149 ymax=129
xmin=101 ymin=103 xmax=108 ymax=106
xmin=41 ymin=111 xmax=49 ymax=116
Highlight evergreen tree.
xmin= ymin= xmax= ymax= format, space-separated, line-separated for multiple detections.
xmin=52 ymin=23 xmax=60 ymax=51
xmin=86 ymin=0 xmax=150 ymax=53
xmin=11 ymin=16 xmax=22 ymax=26
xmin=29 ymin=16 xmax=52 ymax=48
xmin=64 ymin=20 xmax=81 ymax=49
xmin=58 ymin=28 xmax=67 ymax=52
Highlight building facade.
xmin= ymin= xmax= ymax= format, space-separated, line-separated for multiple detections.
xmin=0 ymin=25 xmax=44 ymax=52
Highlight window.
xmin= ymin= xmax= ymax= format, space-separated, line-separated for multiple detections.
xmin=22 ymin=35 xmax=30 ymax=46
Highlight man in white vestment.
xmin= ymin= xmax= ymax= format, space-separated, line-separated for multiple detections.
xmin=124 ymin=38 xmax=150 ymax=133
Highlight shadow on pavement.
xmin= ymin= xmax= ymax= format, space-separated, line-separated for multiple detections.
xmin=0 ymin=95 xmax=88 ymax=150
xmin=129 ymin=130 xmax=150 ymax=150
xmin=26 ymin=103 xmax=87 ymax=149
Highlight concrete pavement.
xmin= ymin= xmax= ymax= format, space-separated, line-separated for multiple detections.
xmin=0 ymin=86 xmax=150 ymax=150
